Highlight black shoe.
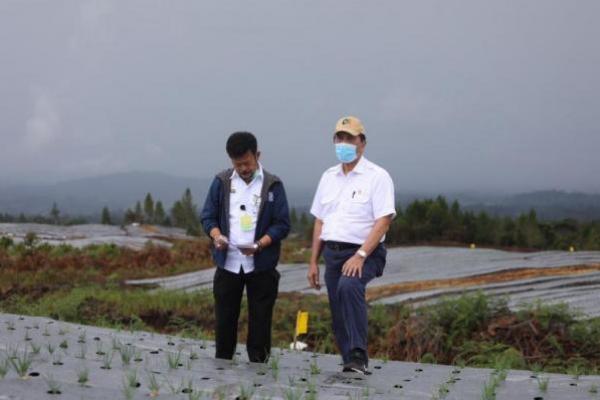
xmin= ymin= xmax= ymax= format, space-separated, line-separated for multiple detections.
xmin=343 ymin=359 xmax=368 ymax=374
xmin=342 ymin=348 xmax=369 ymax=374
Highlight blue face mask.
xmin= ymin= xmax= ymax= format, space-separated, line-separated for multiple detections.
xmin=335 ymin=143 xmax=358 ymax=163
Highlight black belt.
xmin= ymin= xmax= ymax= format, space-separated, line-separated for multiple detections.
xmin=325 ymin=241 xmax=360 ymax=251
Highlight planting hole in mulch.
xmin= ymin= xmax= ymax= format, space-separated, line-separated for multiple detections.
xmin=47 ymin=390 xmax=61 ymax=395
xmin=394 ymin=384 xmax=403 ymax=389
xmin=182 ymin=388 xmax=193 ymax=393
xmin=28 ymin=372 xmax=40 ymax=377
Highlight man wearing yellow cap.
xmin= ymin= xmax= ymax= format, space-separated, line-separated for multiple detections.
xmin=308 ymin=116 xmax=396 ymax=374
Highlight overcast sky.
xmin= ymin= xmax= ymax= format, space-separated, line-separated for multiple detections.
xmin=1 ymin=1 xmax=599 ymax=193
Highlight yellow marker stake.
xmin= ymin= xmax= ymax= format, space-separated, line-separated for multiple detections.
xmin=293 ymin=311 xmax=309 ymax=350
xmin=470 ymin=243 xmax=476 ymax=249
xmin=296 ymin=311 xmax=309 ymax=336
xmin=569 ymin=246 xmax=575 ymax=253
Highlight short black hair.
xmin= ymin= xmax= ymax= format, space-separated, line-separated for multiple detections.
xmin=226 ymin=132 xmax=257 ymax=158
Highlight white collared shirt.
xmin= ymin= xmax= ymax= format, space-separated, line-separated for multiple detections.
xmin=225 ymin=164 xmax=264 ymax=274
xmin=310 ymin=157 xmax=396 ymax=245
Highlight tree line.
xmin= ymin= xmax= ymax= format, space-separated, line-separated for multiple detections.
xmin=290 ymin=196 xmax=600 ymax=251
xmin=3 ymin=194 xmax=600 ymax=250
xmin=0 ymin=189 xmax=202 ymax=236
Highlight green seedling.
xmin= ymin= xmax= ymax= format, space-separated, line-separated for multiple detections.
xmin=120 ymin=344 xmax=135 ymax=365
xmin=76 ymin=344 xmax=87 ymax=359
xmin=238 ymin=383 xmax=255 ymax=400
xmin=101 ymin=351 xmax=114 ymax=369
xmin=0 ymin=358 xmax=10 ymax=378
xmin=9 ymin=350 xmax=33 ymax=379
xmin=309 ymin=359 xmax=321 ymax=375
xmin=111 ymin=336 xmax=122 ymax=351
xmin=166 ymin=350 xmax=182 ymax=369
xmin=166 ymin=377 xmax=185 ymax=394
xmin=52 ymin=353 xmax=63 ymax=365
xmin=77 ymin=367 xmax=89 ymax=386
xmin=282 ymin=387 xmax=303 ymax=400
xmin=537 ymin=376 xmax=549 ymax=392
xmin=269 ymin=353 xmax=280 ymax=380
xmin=125 ymin=368 xmax=139 ymax=388
xmin=122 ymin=379 xmax=135 ymax=400
xmin=147 ymin=372 xmax=161 ymax=397
xmin=45 ymin=373 xmax=62 ymax=395
xmin=29 ymin=342 xmax=41 ymax=355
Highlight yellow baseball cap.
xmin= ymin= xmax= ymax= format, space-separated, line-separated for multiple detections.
xmin=334 ymin=116 xmax=365 ymax=136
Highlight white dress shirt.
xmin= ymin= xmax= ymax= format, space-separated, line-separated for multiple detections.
xmin=225 ymin=164 xmax=264 ymax=274
xmin=310 ymin=157 xmax=396 ymax=245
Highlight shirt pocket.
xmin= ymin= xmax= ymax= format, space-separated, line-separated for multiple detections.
xmin=346 ymin=189 xmax=370 ymax=216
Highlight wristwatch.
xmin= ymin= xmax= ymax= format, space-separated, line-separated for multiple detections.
xmin=254 ymin=241 xmax=262 ymax=252
xmin=356 ymin=249 xmax=367 ymax=258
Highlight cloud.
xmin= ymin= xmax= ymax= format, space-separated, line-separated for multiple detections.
xmin=69 ymin=0 xmax=116 ymax=51
xmin=144 ymin=143 xmax=164 ymax=158
xmin=24 ymin=91 xmax=61 ymax=152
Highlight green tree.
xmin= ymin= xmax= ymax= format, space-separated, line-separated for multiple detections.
xmin=49 ymin=202 xmax=60 ymax=225
xmin=134 ymin=201 xmax=144 ymax=223
xmin=101 ymin=206 xmax=112 ymax=225
xmin=144 ymin=193 xmax=155 ymax=223
xmin=170 ymin=188 xmax=200 ymax=235
xmin=154 ymin=201 xmax=166 ymax=225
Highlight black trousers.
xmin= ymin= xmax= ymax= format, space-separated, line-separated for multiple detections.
xmin=213 ymin=267 xmax=280 ymax=363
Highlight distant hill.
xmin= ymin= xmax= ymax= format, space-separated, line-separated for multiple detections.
xmin=1 ymin=174 xmax=599 ymax=221
xmin=466 ymin=190 xmax=600 ymax=220
xmin=0 ymin=172 xmax=210 ymax=217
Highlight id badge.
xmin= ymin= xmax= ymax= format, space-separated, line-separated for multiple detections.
xmin=240 ymin=213 xmax=253 ymax=232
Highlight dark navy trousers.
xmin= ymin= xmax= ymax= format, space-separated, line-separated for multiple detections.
xmin=323 ymin=243 xmax=387 ymax=364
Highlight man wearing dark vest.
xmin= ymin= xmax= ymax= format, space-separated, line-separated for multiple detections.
xmin=201 ymin=132 xmax=290 ymax=363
